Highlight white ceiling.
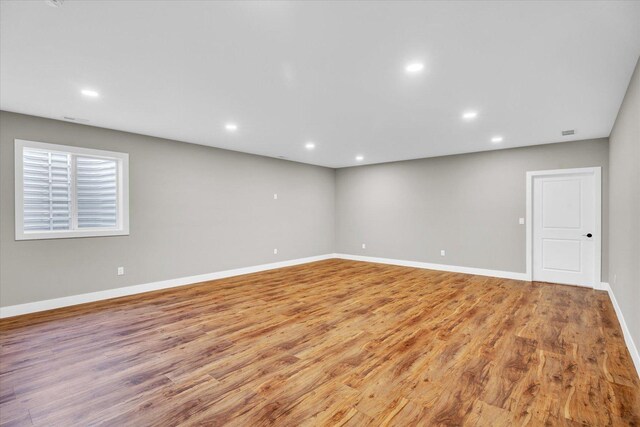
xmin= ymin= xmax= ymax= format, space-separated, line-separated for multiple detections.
xmin=1 ymin=1 xmax=639 ymax=168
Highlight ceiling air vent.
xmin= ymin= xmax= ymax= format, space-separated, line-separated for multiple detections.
xmin=45 ymin=0 xmax=64 ymax=7
xmin=63 ymin=116 xmax=89 ymax=123
xmin=562 ymin=129 xmax=575 ymax=136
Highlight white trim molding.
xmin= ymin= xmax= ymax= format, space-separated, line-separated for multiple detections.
xmin=525 ymin=167 xmax=602 ymax=286
xmin=592 ymin=281 xmax=608 ymax=291
xmin=0 ymin=253 xmax=527 ymax=319
xmin=2 ymin=254 xmax=637 ymax=381
xmin=0 ymin=254 xmax=335 ymax=318
xmin=600 ymin=282 xmax=640 ymax=379
xmin=335 ymin=253 xmax=528 ymax=281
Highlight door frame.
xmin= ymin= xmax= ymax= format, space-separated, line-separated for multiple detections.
xmin=525 ymin=167 xmax=602 ymax=285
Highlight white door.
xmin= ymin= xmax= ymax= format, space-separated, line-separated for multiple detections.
xmin=532 ymin=169 xmax=600 ymax=287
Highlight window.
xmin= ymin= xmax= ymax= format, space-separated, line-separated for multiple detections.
xmin=15 ymin=139 xmax=129 ymax=240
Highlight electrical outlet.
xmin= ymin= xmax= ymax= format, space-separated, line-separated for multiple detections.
xmin=117 ymin=267 xmax=124 ymax=276
xmin=440 ymin=250 xmax=446 ymax=256
xmin=273 ymin=193 xmax=278 ymax=200
xmin=361 ymin=243 xmax=366 ymax=249
xmin=273 ymin=248 xmax=278 ymax=254
xmin=519 ymin=217 xmax=525 ymax=225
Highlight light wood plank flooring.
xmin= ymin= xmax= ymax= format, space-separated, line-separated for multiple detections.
xmin=1 ymin=259 xmax=638 ymax=426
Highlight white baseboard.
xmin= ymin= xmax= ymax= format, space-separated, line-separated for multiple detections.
xmin=334 ymin=253 xmax=529 ymax=281
xmin=3 ymin=254 xmax=637 ymax=380
xmin=593 ymin=281 xmax=608 ymax=291
xmin=0 ymin=254 xmax=335 ymax=319
xmin=600 ymin=282 xmax=640 ymax=379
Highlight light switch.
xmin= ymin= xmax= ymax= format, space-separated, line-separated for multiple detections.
xmin=519 ymin=217 xmax=525 ymax=225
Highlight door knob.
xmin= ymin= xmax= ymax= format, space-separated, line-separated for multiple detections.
xmin=583 ymin=233 xmax=593 ymax=238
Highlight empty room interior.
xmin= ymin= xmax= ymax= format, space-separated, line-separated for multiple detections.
xmin=1 ymin=1 xmax=640 ymax=425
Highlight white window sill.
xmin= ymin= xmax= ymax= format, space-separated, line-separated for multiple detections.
xmin=16 ymin=228 xmax=130 ymax=241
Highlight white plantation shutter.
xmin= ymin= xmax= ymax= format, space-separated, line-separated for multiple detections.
xmin=15 ymin=140 xmax=129 ymax=240
xmin=76 ymin=156 xmax=118 ymax=228
xmin=22 ymin=148 xmax=72 ymax=231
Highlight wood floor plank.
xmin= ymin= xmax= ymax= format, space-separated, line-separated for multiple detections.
xmin=1 ymin=259 xmax=638 ymax=426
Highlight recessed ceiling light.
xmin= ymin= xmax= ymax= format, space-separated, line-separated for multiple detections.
xmin=462 ymin=111 xmax=478 ymax=120
xmin=81 ymin=89 xmax=99 ymax=97
xmin=355 ymin=155 xmax=364 ymax=161
xmin=405 ymin=62 xmax=424 ymax=74
xmin=491 ymin=136 xmax=503 ymax=143
xmin=305 ymin=142 xmax=316 ymax=150
xmin=225 ymin=123 xmax=238 ymax=132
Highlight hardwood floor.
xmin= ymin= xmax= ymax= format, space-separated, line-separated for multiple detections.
xmin=1 ymin=259 xmax=638 ymax=426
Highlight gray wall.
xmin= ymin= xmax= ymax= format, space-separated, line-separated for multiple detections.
xmin=336 ymin=139 xmax=609 ymax=278
xmin=0 ymin=111 xmax=336 ymax=306
xmin=0 ymin=111 xmax=618 ymax=310
xmin=609 ymin=57 xmax=640 ymax=349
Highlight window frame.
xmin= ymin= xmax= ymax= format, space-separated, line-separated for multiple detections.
xmin=15 ymin=139 xmax=129 ymax=240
